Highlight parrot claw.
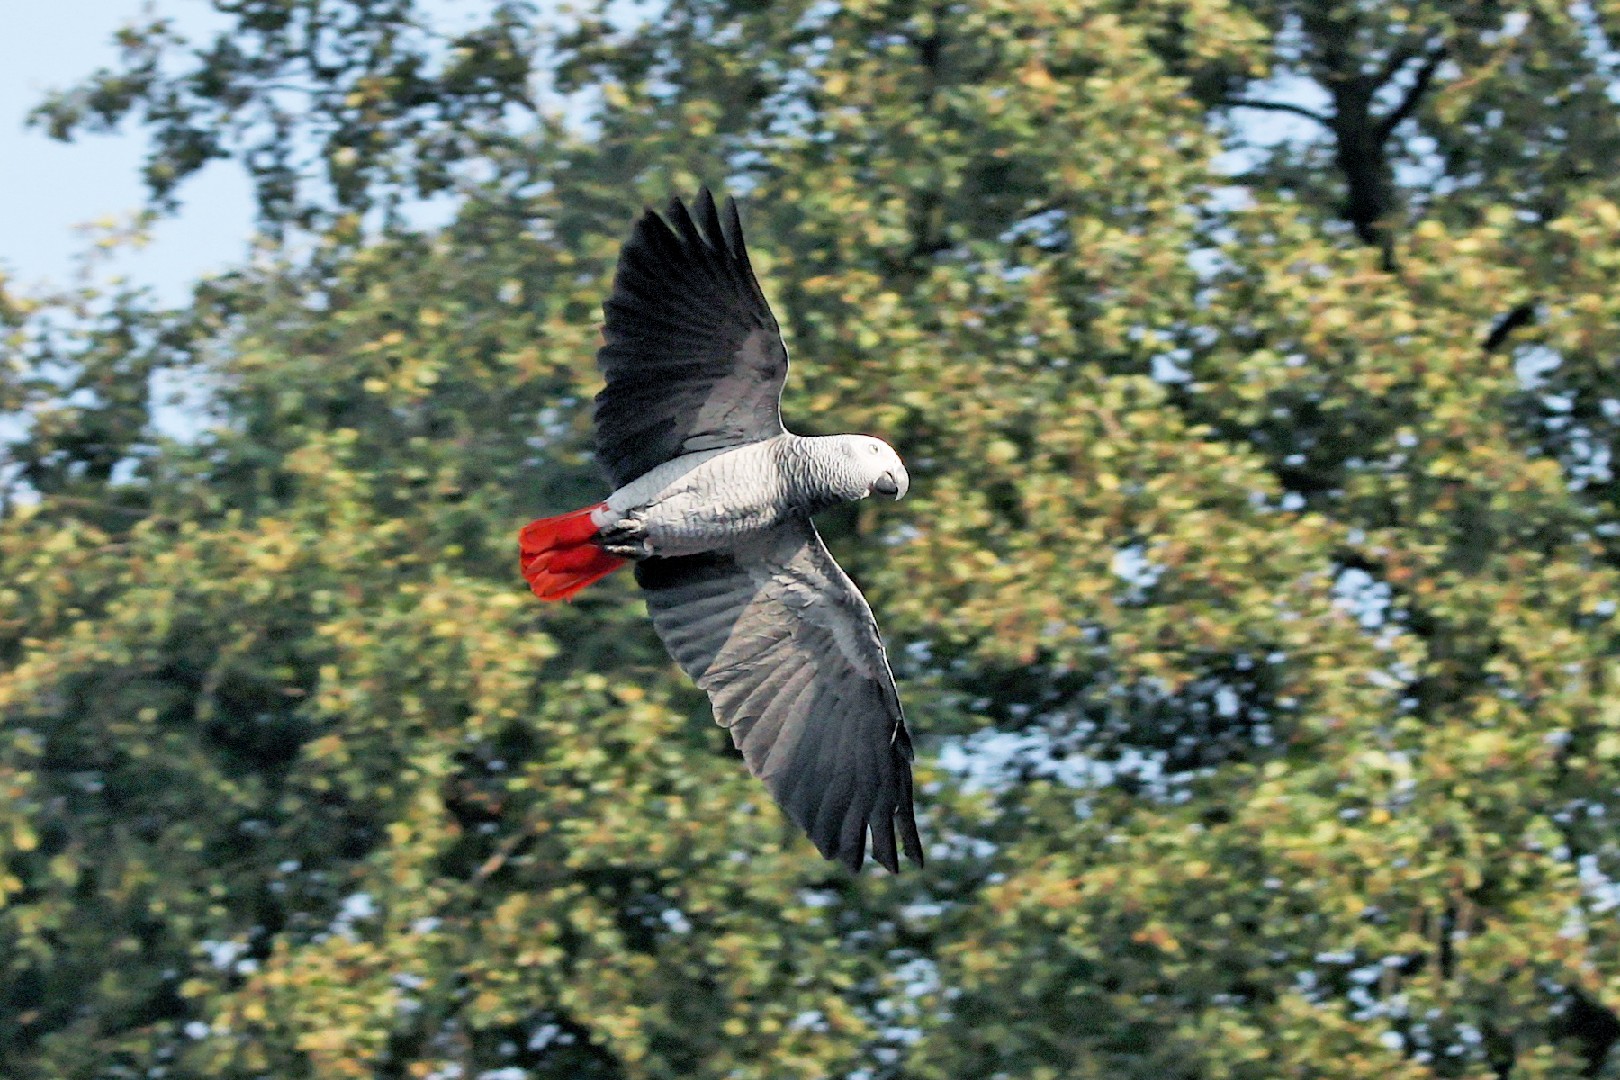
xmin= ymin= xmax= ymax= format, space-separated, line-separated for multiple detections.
xmin=598 ymin=515 xmax=651 ymax=559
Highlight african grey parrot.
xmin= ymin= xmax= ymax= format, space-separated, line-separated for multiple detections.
xmin=519 ymin=188 xmax=923 ymax=873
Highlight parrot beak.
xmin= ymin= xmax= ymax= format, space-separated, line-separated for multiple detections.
xmin=873 ymin=468 xmax=909 ymax=500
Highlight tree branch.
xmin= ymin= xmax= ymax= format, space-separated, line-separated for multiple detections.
xmin=1377 ymin=42 xmax=1447 ymax=142
xmin=1224 ymin=97 xmax=1333 ymax=126
xmin=1482 ymin=302 xmax=1535 ymax=353
xmin=1373 ymin=36 xmax=1423 ymax=88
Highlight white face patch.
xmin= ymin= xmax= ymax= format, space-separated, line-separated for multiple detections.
xmin=842 ymin=435 xmax=908 ymax=500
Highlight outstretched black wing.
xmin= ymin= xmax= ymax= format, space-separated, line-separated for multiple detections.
xmin=635 ymin=519 xmax=924 ymax=873
xmin=594 ymin=188 xmax=788 ymax=488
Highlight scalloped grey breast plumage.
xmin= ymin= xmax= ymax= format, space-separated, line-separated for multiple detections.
xmin=593 ymin=189 xmax=923 ymax=873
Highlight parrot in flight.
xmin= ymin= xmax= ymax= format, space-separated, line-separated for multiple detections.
xmin=519 ymin=189 xmax=923 ymax=873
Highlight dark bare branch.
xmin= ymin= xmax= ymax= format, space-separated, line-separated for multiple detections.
xmin=1377 ymin=42 xmax=1448 ymax=142
xmin=1225 ymin=97 xmax=1333 ymax=126
xmin=1482 ymin=302 xmax=1536 ymax=353
xmin=1373 ymin=36 xmax=1423 ymax=87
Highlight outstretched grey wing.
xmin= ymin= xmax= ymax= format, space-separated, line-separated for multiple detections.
xmin=594 ymin=188 xmax=788 ymax=488
xmin=635 ymin=519 xmax=923 ymax=873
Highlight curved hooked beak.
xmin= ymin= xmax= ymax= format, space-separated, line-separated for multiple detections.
xmin=872 ymin=467 xmax=909 ymax=500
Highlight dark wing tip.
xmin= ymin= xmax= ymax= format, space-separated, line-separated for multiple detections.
xmin=721 ymin=195 xmax=748 ymax=262
xmin=898 ymin=799 xmax=925 ymax=868
xmin=827 ymin=813 xmax=919 ymax=874
xmin=670 ymin=186 xmax=728 ymax=256
xmin=871 ymin=829 xmax=900 ymax=874
xmin=821 ymin=770 xmax=923 ymax=875
xmin=662 ymin=194 xmax=704 ymax=251
xmin=663 ymin=191 xmax=690 ymax=228
xmin=694 ymin=186 xmax=722 ymax=236
xmin=780 ymin=749 xmax=918 ymax=875
xmin=647 ymin=186 xmax=732 ymax=252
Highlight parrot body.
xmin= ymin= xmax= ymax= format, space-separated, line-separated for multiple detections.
xmin=598 ymin=433 xmax=908 ymax=558
xmin=520 ymin=189 xmax=923 ymax=873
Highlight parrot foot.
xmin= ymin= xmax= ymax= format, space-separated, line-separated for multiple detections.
xmin=600 ymin=539 xmax=653 ymax=559
xmin=598 ymin=515 xmax=651 ymax=560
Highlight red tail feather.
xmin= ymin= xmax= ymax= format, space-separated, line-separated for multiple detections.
xmin=519 ymin=503 xmax=628 ymax=601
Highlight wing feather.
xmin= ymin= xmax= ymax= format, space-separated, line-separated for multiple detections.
xmin=594 ymin=189 xmax=788 ymax=487
xmin=634 ymin=520 xmax=922 ymax=872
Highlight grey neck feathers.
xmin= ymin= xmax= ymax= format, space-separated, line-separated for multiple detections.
xmin=776 ymin=434 xmax=868 ymax=514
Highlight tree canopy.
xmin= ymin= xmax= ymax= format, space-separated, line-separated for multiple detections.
xmin=5 ymin=1 xmax=1620 ymax=1076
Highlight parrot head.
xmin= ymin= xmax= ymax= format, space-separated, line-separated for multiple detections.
xmin=845 ymin=434 xmax=910 ymax=501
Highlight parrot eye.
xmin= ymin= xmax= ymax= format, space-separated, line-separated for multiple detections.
xmin=868 ymin=443 xmax=880 ymax=455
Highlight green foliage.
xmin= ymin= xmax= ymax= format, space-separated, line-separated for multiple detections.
xmin=30 ymin=2 xmax=543 ymax=228
xmin=5 ymin=0 xmax=1620 ymax=1076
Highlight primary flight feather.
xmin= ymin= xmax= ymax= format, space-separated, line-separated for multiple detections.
xmin=519 ymin=188 xmax=923 ymax=873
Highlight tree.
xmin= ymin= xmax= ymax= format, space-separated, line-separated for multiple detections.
xmin=4 ymin=1 xmax=1620 ymax=1076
